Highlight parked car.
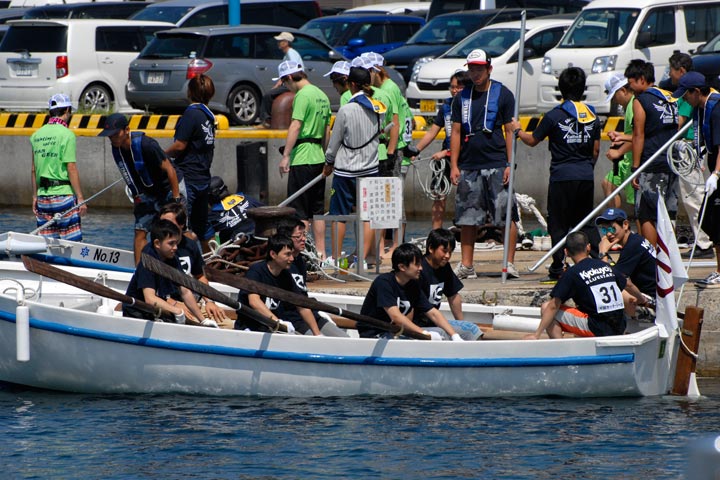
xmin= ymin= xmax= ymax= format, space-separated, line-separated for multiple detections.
xmin=427 ymin=0 xmax=588 ymax=19
xmin=343 ymin=2 xmax=429 ymax=17
xmin=0 ymin=19 xmax=174 ymax=113
xmin=537 ymin=0 xmax=720 ymax=114
xmin=0 ymin=7 xmax=28 ymax=23
xmin=692 ymin=32 xmax=720 ymax=91
xmin=23 ymin=2 xmax=148 ymax=20
xmin=383 ymin=8 xmax=552 ymax=83
xmin=299 ymin=13 xmax=424 ymax=59
xmin=406 ymin=16 xmax=573 ymax=116
xmin=130 ymin=0 xmax=322 ymax=29
xmin=126 ymin=25 xmax=348 ymax=125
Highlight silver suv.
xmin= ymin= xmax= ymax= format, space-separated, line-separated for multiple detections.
xmin=126 ymin=25 xmax=345 ymax=125
xmin=0 ymin=19 xmax=173 ymax=112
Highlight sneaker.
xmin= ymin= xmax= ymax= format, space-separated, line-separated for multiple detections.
xmin=454 ymin=262 xmax=477 ymax=279
xmin=696 ymin=271 xmax=720 ymax=288
xmin=539 ymin=275 xmax=560 ymax=285
xmin=682 ymin=246 xmax=715 ymax=259
xmin=506 ymin=262 xmax=520 ymax=278
xmin=322 ymin=256 xmax=335 ymax=268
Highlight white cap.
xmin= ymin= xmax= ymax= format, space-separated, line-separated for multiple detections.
xmin=604 ymin=73 xmax=628 ymax=103
xmin=274 ymin=32 xmax=294 ymax=43
xmin=351 ymin=56 xmax=379 ymax=71
xmin=272 ymin=61 xmax=303 ymax=81
xmin=48 ymin=93 xmax=72 ymax=111
xmin=465 ymin=49 xmax=490 ymax=66
xmin=324 ymin=60 xmax=351 ymax=77
xmin=360 ymin=51 xmax=384 ymax=67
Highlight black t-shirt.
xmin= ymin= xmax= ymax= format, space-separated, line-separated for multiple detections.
xmin=172 ymin=106 xmax=215 ymax=184
xmin=118 ymin=135 xmax=178 ymax=198
xmin=614 ymin=232 xmax=656 ymax=297
xmin=450 ymin=84 xmax=515 ymax=170
xmin=550 ymin=257 xmax=627 ymax=336
xmin=636 ymin=90 xmax=678 ymax=173
xmin=207 ymin=193 xmax=262 ymax=243
xmin=532 ymin=105 xmax=599 ymax=182
xmin=124 ymin=243 xmax=182 ymax=318
xmin=289 ymin=253 xmax=308 ymax=294
xmin=236 ymin=261 xmax=303 ymax=331
xmin=359 ymin=272 xmax=434 ymax=338
xmin=414 ymin=256 xmax=463 ymax=328
xmin=176 ymin=235 xmax=204 ymax=278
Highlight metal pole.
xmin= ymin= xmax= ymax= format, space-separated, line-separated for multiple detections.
xmin=278 ymin=173 xmax=324 ymax=207
xmin=528 ymin=121 xmax=692 ymax=272
xmin=228 ymin=0 xmax=240 ymax=26
xmin=501 ymin=10 xmax=526 ymax=283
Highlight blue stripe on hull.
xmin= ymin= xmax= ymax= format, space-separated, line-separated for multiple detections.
xmin=0 ymin=312 xmax=635 ymax=368
xmin=29 ymin=254 xmax=135 ymax=273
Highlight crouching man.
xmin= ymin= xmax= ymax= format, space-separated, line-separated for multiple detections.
xmin=360 ymin=243 xmax=463 ymax=341
xmin=526 ymin=231 xmax=632 ymax=340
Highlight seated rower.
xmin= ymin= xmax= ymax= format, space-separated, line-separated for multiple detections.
xmin=595 ymin=207 xmax=656 ymax=317
xmin=236 ymin=234 xmax=326 ymax=336
xmin=359 ymin=243 xmax=464 ymax=341
xmin=526 ymin=231 xmax=632 ymax=340
xmin=277 ymin=217 xmax=349 ymax=337
xmin=123 ymin=219 xmax=216 ymax=327
xmin=159 ymin=202 xmax=229 ymax=326
xmin=416 ymin=228 xmax=483 ymax=340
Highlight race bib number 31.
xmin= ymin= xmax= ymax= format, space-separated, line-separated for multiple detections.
xmin=590 ymin=281 xmax=624 ymax=313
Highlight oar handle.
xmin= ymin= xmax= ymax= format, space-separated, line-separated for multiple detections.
xmin=21 ymin=255 xmax=168 ymax=319
xmin=141 ymin=253 xmax=287 ymax=333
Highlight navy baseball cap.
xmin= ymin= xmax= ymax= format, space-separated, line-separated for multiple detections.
xmin=98 ymin=113 xmax=128 ymax=137
xmin=672 ymin=71 xmax=706 ymax=98
xmin=595 ymin=208 xmax=628 ymax=225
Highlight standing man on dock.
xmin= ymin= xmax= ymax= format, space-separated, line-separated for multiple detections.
xmin=277 ymin=61 xmax=331 ymax=261
xmin=31 ymin=93 xmax=86 ymax=240
xmin=449 ymin=49 xmax=519 ymax=280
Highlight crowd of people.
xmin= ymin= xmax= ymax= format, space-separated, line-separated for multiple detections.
xmin=29 ymin=43 xmax=720 ymax=342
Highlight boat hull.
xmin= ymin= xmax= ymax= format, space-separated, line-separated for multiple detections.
xmin=0 ymin=294 xmax=678 ymax=398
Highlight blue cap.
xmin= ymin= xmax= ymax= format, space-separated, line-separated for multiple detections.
xmin=595 ymin=208 xmax=628 ymax=225
xmin=672 ymin=71 xmax=706 ymax=98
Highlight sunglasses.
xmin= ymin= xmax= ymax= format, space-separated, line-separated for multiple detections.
xmin=599 ymin=226 xmax=617 ymax=236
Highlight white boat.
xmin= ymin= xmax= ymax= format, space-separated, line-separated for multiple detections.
xmin=0 ymin=261 xmax=685 ymax=398
xmin=0 ymin=231 xmax=135 ymax=273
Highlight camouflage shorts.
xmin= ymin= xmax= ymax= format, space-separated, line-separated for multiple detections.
xmin=454 ymin=168 xmax=518 ymax=226
xmin=635 ymin=172 xmax=678 ymax=222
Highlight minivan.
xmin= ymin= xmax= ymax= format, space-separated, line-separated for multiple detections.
xmin=537 ymin=0 xmax=720 ymax=114
xmin=130 ymin=0 xmax=322 ymax=29
xmin=0 ymin=19 xmax=173 ymax=112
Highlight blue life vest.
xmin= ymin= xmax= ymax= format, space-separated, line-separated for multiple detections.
xmin=185 ymin=103 xmax=216 ymax=129
xmin=696 ymin=91 xmax=720 ymax=154
xmin=441 ymin=97 xmax=452 ymax=150
xmin=111 ymin=131 xmax=154 ymax=197
xmin=460 ymin=81 xmax=502 ymax=139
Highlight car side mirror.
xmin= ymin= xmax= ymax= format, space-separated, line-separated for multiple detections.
xmin=329 ymin=49 xmax=341 ymax=60
xmin=636 ymin=32 xmax=653 ymax=49
xmin=348 ymin=38 xmax=365 ymax=48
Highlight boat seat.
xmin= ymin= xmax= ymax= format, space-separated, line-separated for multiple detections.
xmin=59 ymin=298 xmax=103 ymax=312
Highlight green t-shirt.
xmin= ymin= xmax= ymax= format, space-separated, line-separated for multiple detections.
xmin=340 ymin=89 xmax=352 ymax=106
xmin=380 ymin=79 xmax=413 ymax=164
xmin=623 ymin=95 xmax=635 ymax=165
xmin=30 ymin=123 xmax=77 ymax=196
xmin=291 ymin=84 xmax=331 ymax=166
xmin=677 ymin=97 xmax=695 ymax=140
xmin=371 ymin=86 xmax=393 ymax=161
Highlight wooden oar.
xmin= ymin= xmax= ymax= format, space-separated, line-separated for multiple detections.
xmin=205 ymin=266 xmax=430 ymax=340
xmin=21 ymin=255 xmax=170 ymax=319
xmin=141 ymin=253 xmax=287 ymax=333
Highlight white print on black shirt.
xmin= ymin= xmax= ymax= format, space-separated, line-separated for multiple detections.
xmin=396 ymin=298 xmax=411 ymax=315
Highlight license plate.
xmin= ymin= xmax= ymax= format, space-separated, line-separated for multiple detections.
xmin=14 ymin=63 xmax=35 ymax=77
xmin=420 ymin=99 xmax=436 ymax=112
xmin=147 ymin=71 xmax=165 ymax=84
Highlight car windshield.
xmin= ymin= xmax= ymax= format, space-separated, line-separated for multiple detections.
xmin=138 ymin=33 xmax=205 ymax=59
xmin=130 ymin=5 xmax=193 ymax=24
xmin=558 ymin=8 xmax=639 ymax=48
xmin=300 ymin=19 xmax=354 ymax=45
xmin=442 ymin=27 xmax=520 ymax=59
xmin=407 ymin=14 xmax=487 ymax=44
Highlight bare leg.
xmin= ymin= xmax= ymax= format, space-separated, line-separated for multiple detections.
xmin=602 ymin=178 xmax=621 ymax=209
xmin=312 ymin=219 xmax=326 ymax=260
xmin=331 ymin=221 xmax=347 ymax=261
xmin=460 ymin=225 xmax=477 ymax=268
xmin=431 ymin=198 xmax=446 ymax=230
xmin=507 ymin=221 xmax=518 ymax=263
xmin=133 ymin=229 xmax=147 ymax=266
xmin=362 ymin=222 xmax=374 ymax=261
xmin=640 ymin=220 xmax=657 ymax=248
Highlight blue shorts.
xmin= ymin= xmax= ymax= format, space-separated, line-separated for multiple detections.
xmin=329 ymin=176 xmax=358 ymax=216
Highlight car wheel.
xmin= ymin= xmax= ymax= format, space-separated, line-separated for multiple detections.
xmin=80 ymin=84 xmax=112 ymax=113
xmin=227 ymin=85 xmax=260 ymax=125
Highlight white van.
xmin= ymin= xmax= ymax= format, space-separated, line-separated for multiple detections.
xmin=537 ymin=0 xmax=720 ymax=114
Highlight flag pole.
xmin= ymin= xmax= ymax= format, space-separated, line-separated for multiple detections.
xmin=501 ymin=10 xmax=526 ymax=283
